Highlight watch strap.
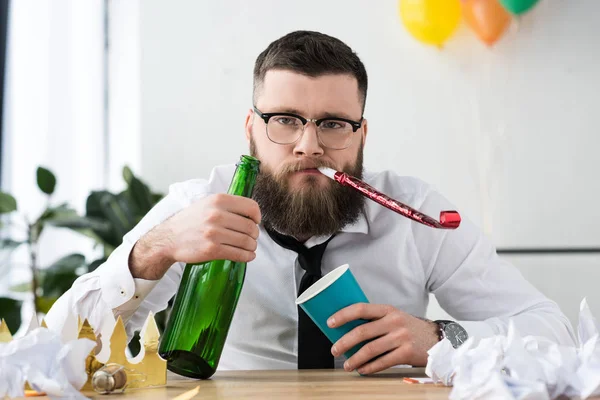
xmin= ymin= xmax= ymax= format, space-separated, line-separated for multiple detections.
xmin=434 ymin=320 xmax=455 ymax=341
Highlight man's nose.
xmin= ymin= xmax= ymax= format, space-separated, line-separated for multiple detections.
xmin=293 ymin=122 xmax=324 ymax=157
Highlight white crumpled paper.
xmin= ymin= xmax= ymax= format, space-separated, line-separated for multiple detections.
xmin=425 ymin=298 xmax=600 ymax=400
xmin=0 ymin=326 xmax=96 ymax=399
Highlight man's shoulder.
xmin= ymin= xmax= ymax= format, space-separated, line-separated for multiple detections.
xmin=166 ymin=164 xmax=237 ymax=204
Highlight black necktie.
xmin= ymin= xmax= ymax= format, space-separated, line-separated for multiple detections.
xmin=266 ymin=228 xmax=336 ymax=369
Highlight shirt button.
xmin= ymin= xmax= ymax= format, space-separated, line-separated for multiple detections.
xmin=120 ymin=289 xmax=126 ymax=296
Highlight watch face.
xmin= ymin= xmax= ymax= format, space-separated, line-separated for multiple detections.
xmin=445 ymin=323 xmax=468 ymax=348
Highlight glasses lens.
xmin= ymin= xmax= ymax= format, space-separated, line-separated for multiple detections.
xmin=266 ymin=116 xmax=303 ymax=144
xmin=318 ymin=120 xmax=354 ymax=149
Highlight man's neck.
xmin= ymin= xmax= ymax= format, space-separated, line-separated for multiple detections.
xmin=294 ymin=235 xmax=310 ymax=244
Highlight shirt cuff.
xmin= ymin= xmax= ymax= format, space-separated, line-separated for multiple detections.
xmin=113 ymin=277 xmax=160 ymax=321
xmin=98 ymin=239 xmax=159 ymax=311
xmin=98 ymin=239 xmax=138 ymax=309
xmin=458 ymin=320 xmax=496 ymax=343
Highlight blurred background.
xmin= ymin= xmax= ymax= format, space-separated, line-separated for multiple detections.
xmin=0 ymin=0 xmax=598 ymax=335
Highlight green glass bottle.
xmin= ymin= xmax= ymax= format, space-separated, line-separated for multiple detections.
xmin=158 ymin=155 xmax=260 ymax=379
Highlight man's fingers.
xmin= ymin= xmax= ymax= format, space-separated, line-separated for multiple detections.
xmin=221 ymin=212 xmax=260 ymax=239
xmin=332 ymin=319 xmax=389 ymax=358
xmin=218 ymin=244 xmax=256 ymax=263
xmin=213 ymin=194 xmax=261 ymax=225
xmin=342 ymin=333 xmax=401 ymax=372
xmin=217 ymin=228 xmax=258 ymax=252
xmin=355 ymin=346 xmax=409 ymax=376
xmin=328 ymin=303 xmax=392 ymax=328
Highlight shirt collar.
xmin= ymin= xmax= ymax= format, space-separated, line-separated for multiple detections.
xmin=304 ymin=209 xmax=369 ymax=247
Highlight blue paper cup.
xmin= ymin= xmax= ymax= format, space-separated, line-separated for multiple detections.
xmin=295 ymin=264 xmax=371 ymax=359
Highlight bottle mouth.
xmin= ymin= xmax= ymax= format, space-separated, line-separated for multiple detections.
xmin=241 ymin=155 xmax=259 ymax=163
xmin=237 ymin=155 xmax=261 ymax=169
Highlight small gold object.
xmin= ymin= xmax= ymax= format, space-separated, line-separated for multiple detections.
xmin=92 ymin=364 xmax=128 ymax=394
xmin=91 ymin=363 xmax=149 ymax=394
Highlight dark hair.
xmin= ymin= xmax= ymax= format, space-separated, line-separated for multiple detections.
xmin=253 ymin=30 xmax=368 ymax=113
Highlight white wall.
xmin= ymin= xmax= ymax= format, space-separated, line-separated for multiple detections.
xmin=134 ymin=0 xmax=600 ymax=326
xmin=427 ymin=254 xmax=600 ymax=329
xmin=2 ymin=0 xmax=106 ymax=292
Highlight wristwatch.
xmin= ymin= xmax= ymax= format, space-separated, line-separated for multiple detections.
xmin=434 ymin=320 xmax=468 ymax=349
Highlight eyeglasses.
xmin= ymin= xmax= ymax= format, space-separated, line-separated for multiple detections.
xmin=253 ymin=106 xmax=363 ymax=150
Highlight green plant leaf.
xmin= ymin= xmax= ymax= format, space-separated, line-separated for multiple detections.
xmin=40 ymin=270 xmax=79 ymax=300
xmin=95 ymin=192 xmax=136 ymax=245
xmin=35 ymin=296 xmax=57 ymax=315
xmin=0 ymin=192 xmax=17 ymax=214
xmin=39 ymin=203 xmax=77 ymax=222
xmin=9 ymin=281 xmax=32 ymax=292
xmin=103 ymin=244 xmax=116 ymax=258
xmin=86 ymin=191 xmax=109 ymax=219
xmin=45 ymin=253 xmax=86 ymax=272
xmin=152 ymin=193 xmax=164 ymax=204
xmin=47 ymin=215 xmax=111 ymax=234
xmin=37 ymin=167 xmax=57 ymax=195
xmin=0 ymin=238 xmax=24 ymax=251
xmin=0 ymin=297 xmax=22 ymax=334
xmin=127 ymin=176 xmax=155 ymax=214
xmin=85 ymin=191 xmax=126 ymax=247
xmin=122 ymin=166 xmax=134 ymax=185
xmin=87 ymin=258 xmax=106 ymax=272
xmin=40 ymin=253 xmax=86 ymax=299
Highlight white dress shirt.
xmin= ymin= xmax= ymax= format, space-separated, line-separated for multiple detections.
xmin=45 ymin=164 xmax=576 ymax=370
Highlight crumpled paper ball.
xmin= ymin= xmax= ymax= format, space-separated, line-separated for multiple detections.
xmin=426 ymin=298 xmax=600 ymax=400
xmin=0 ymin=327 xmax=96 ymax=399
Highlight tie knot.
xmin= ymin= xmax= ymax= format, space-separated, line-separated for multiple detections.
xmin=265 ymin=228 xmax=336 ymax=277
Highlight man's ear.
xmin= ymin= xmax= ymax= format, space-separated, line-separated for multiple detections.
xmin=361 ymin=118 xmax=368 ymax=149
xmin=245 ymin=108 xmax=254 ymax=143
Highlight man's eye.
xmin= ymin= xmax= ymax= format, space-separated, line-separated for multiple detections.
xmin=321 ymin=120 xmax=344 ymax=129
xmin=273 ymin=117 xmax=298 ymax=126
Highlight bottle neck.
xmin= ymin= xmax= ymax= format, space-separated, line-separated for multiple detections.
xmin=227 ymin=162 xmax=259 ymax=197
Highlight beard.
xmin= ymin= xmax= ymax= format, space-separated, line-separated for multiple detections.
xmin=249 ymin=138 xmax=365 ymax=239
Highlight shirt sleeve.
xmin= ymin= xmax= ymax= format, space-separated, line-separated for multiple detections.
xmin=44 ymin=181 xmax=203 ymax=339
xmin=412 ymin=187 xmax=576 ymax=346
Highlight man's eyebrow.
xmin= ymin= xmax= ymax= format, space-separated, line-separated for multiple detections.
xmin=318 ymin=111 xmax=357 ymax=120
xmin=265 ymin=108 xmax=357 ymax=120
xmin=263 ymin=107 xmax=304 ymax=115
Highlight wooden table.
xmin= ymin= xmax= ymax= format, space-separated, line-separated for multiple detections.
xmin=35 ymin=368 xmax=452 ymax=399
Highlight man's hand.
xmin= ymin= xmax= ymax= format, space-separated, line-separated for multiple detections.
xmin=129 ymin=193 xmax=261 ymax=280
xmin=165 ymin=193 xmax=261 ymax=263
xmin=327 ymin=304 xmax=439 ymax=375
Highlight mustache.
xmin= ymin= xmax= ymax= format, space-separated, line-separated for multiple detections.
xmin=275 ymin=159 xmax=337 ymax=176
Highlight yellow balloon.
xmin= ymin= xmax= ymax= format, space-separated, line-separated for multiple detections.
xmin=399 ymin=0 xmax=462 ymax=47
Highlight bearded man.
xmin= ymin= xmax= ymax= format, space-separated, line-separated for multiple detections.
xmin=47 ymin=30 xmax=574 ymax=376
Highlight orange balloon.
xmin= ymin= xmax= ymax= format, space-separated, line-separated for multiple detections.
xmin=463 ymin=0 xmax=512 ymax=46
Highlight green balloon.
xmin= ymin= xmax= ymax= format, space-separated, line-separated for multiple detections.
xmin=499 ymin=0 xmax=539 ymax=14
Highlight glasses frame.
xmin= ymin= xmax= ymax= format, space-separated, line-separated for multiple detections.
xmin=253 ymin=106 xmax=364 ymax=150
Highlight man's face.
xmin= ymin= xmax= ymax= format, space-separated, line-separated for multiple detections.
xmin=246 ymin=70 xmax=367 ymax=191
xmin=245 ymin=70 xmax=368 ymax=239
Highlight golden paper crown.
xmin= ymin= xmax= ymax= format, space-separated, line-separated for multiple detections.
xmin=0 ymin=312 xmax=167 ymax=392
